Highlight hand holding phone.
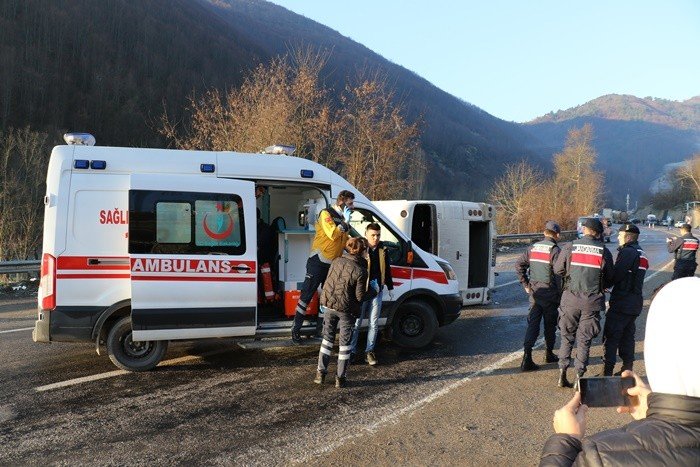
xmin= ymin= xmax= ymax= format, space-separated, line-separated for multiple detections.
xmin=579 ymin=376 xmax=635 ymax=407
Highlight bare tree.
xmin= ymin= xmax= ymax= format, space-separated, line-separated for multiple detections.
xmin=677 ymin=153 xmax=700 ymax=200
xmin=0 ymin=126 xmax=49 ymax=261
xmin=488 ymin=160 xmax=544 ymax=234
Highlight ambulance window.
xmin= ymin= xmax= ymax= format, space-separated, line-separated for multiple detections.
xmin=156 ymin=202 xmax=192 ymax=243
xmin=129 ymin=190 xmax=246 ymax=255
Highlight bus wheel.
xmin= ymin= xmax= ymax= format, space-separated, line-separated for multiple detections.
xmin=391 ymin=300 xmax=438 ymax=349
xmin=106 ymin=316 xmax=168 ymax=371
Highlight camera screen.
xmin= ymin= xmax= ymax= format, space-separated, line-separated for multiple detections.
xmin=579 ymin=377 xmax=634 ymax=407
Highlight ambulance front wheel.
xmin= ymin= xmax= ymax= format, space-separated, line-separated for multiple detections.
xmin=391 ymin=300 xmax=438 ymax=349
xmin=106 ymin=316 xmax=168 ymax=371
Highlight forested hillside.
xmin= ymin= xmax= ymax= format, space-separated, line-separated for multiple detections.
xmin=0 ymin=0 xmax=542 ymax=200
xmin=525 ymin=95 xmax=700 ymax=207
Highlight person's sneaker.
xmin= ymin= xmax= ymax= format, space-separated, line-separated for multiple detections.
xmin=365 ymin=351 xmax=378 ymax=366
xmin=335 ymin=376 xmax=346 ymax=388
xmin=314 ymin=371 xmax=325 ymax=385
xmin=291 ymin=327 xmax=302 ymax=345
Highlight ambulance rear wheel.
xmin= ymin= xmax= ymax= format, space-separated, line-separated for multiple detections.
xmin=391 ymin=300 xmax=437 ymax=349
xmin=106 ymin=316 xmax=168 ymax=371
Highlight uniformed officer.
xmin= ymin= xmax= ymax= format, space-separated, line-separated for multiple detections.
xmin=291 ymin=190 xmax=354 ymax=344
xmin=602 ymin=223 xmax=647 ymax=376
xmin=666 ymin=223 xmax=698 ymax=280
xmin=553 ymin=218 xmax=614 ymax=388
xmin=515 ymin=220 xmax=562 ymax=371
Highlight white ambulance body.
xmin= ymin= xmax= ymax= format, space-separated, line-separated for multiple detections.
xmin=373 ymin=200 xmax=495 ymax=305
xmin=33 ymin=136 xmax=462 ymax=371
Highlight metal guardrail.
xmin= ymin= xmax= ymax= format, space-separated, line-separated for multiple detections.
xmin=496 ymin=230 xmax=577 ymax=242
xmin=0 ymin=260 xmax=41 ymax=275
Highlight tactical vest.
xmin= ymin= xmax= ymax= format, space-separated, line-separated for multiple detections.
xmin=567 ymin=236 xmax=605 ymax=294
xmin=618 ymin=242 xmax=647 ymax=295
xmin=677 ymin=234 xmax=699 ymax=262
xmin=528 ymin=239 xmax=556 ymax=284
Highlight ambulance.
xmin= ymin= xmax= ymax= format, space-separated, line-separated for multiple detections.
xmin=33 ymin=134 xmax=462 ymax=371
xmin=373 ymin=200 xmax=495 ymax=305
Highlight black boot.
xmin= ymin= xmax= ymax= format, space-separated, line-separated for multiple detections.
xmin=545 ymin=349 xmax=558 ymax=363
xmin=615 ymin=362 xmax=633 ymax=376
xmin=558 ymin=368 xmax=573 ymax=388
xmin=520 ymin=350 xmax=540 ymax=372
xmin=603 ymin=363 xmax=614 ymax=377
xmin=335 ymin=376 xmax=346 ymax=388
xmin=291 ymin=314 xmax=303 ymax=345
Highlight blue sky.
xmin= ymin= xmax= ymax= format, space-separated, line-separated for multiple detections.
xmin=269 ymin=1 xmax=700 ymax=122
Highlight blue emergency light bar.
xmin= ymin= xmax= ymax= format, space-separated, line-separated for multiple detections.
xmin=300 ymin=169 xmax=314 ymax=178
xmin=200 ymin=164 xmax=215 ymax=173
xmin=90 ymin=160 xmax=107 ymax=170
xmin=74 ymin=160 xmax=89 ymax=169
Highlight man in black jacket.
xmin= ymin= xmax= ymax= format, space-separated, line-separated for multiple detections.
xmin=515 ymin=220 xmax=562 ymax=371
xmin=666 ymin=223 xmax=698 ymax=280
xmin=554 ymin=218 xmax=615 ymax=388
xmin=602 ymin=223 xmax=647 ymax=376
xmin=314 ymin=237 xmax=376 ymax=388
xmin=540 ymin=277 xmax=700 ymax=466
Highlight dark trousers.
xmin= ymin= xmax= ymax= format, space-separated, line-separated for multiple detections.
xmin=292 ymin=255 xmax=331 ymax=330
xmin=603 ymin=311 xmax=637 ymax=369
xmin=523 ymin=300 xmax=559 ymax=352
xmin=317 ymin=309 xmax=354 ymax=378
xmin=558 ymin=306 xmax=601 ymax=373
xmin=672 ymin=262 xmax=697 ymax=280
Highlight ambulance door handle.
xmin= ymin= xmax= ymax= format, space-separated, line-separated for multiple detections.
xmin=456 ymin=251 xmax=461 ymax=260
xmin=233 ymin=265 xmax=251 ymax=272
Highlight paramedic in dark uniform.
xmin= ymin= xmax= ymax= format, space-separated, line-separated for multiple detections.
xmin=667 ymin=223 xmax=698 ymax=280
xmin=602 ymin=223 xmax=647 ymax=376
xmin=553 ymin=218 xmax=614 ymax=388
xmin=515 ymin=220 xmax=562 ymax=371
xmin=291 ymin=190 xmax=355 ymax=344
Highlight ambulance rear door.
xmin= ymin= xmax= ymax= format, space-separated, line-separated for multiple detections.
xmin=128 ymin=175 xmax=257 ymax=341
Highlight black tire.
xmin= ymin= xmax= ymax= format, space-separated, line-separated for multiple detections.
xmin=106 ymin=316 xmax=168 ymax=371
xmin=390 ymin=300 xmax=438 ymax=349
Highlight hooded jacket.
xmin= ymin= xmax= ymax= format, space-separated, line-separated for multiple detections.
xmin=540 ymin=277 xmax=700 ymax=466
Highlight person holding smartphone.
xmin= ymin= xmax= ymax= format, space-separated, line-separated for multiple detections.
xmin=540 ymin=277 xmax=700 ymax=466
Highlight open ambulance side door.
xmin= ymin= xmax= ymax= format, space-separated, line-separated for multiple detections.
xmin=128 ymin=175 xmax=257 ymax=341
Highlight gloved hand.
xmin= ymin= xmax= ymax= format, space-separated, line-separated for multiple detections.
xmin=342 ymin=205 xmax=352 ymax=223
xmin=369 ymin=279 xmax=379 ymax=292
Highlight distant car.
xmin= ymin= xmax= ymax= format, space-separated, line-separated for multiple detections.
xmin=675 ymin=221 xmax=685 ymax=228
xmin=629 ymin=218 xmax=641 ymax=224
xmin=660 ymin=219 xmax=669 ymax=226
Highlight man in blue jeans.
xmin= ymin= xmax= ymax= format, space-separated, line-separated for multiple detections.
xmin=350 ymin=223 xmax=394 ymax=365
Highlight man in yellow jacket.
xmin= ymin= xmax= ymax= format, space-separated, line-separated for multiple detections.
xmin=291 ymin=190 xmax=355 ymax=343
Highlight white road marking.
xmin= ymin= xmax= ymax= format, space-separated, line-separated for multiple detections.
xmin=493 ymin=279 xmax=519 ymax=289
xmin=34 ymin=350 xmax=227 ymax=392
xmin=0 ymin=327 xmax=33 ymax=334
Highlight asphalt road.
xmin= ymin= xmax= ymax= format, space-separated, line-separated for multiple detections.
xmin=0 ymin=226 xmax=692 ymax=465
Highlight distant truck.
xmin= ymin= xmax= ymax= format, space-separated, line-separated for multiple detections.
xmin=374 ymin=200 xmax=495 ymax=306
xmin=646 ymin=214 xmax=658 ymax=226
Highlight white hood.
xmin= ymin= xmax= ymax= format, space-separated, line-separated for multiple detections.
xmin=645 ymin=277 xmax=700 ymax=397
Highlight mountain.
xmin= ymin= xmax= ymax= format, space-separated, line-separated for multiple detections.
xmin=524 ymin=95 xmax=700 ymax=207
xmin=0 ymin=0 xmax=543 ymax=201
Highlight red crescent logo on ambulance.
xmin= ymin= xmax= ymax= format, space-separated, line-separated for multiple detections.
xmin=202 ymin=213 xmax=234 ymax=240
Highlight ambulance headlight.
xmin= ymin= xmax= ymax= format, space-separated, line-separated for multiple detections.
xmin=436 ymin=261 xmax=457 ymax=281
xmin=63 ymin=133 xmax=96 ymax=146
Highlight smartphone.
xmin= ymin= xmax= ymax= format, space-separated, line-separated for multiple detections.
xmin=579 ymin=376 xmax=635 ymax=407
